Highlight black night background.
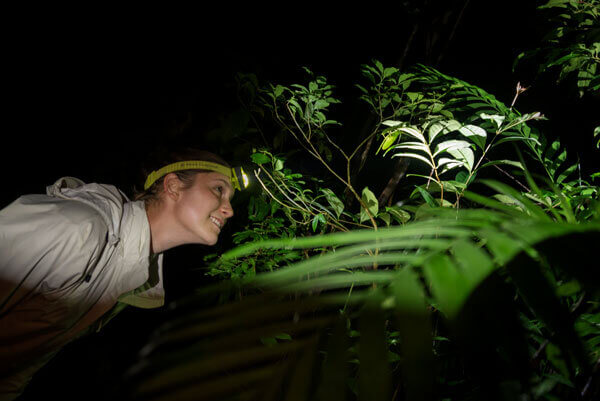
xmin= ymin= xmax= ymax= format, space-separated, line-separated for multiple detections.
xmin=2 ymin=1 xmax=598 ymax=400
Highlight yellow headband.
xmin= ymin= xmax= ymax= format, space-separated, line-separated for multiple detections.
xmin=144 ymin=160 xmax=247 ymax=191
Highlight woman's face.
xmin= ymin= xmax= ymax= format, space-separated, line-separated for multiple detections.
xmin=172 ymin=171 xmax=234 ymax=246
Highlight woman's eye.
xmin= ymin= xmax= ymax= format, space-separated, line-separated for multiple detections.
xmin=215 ymin=186 xmax=223 ymax=193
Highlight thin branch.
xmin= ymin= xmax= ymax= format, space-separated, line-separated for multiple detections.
xmin=284 ymin=107 xmax=379 ymax=229
xmin=284 ymin=103 xmax=320 ymax=159
xmin=488 ymin=159 xmax=531 ymax=193
xmin=323 ymin=131 xmax=349 ymax=161
xmin=260 ymin=168 xmax=312 ymax=213
xmin=254 ymin=169 xmax=309 ymax=216
xmin=258 ymin=168 xmax=349 ymax=233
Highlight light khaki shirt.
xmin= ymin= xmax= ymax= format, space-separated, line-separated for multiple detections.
xmin=0 ymin=177 xmax=165 ymax=399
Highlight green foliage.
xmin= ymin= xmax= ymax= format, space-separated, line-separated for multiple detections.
xmin=126 ymin=7 xmax=600 ymax=399
xmin=361 ymin=62 xmax=551 ymax=205
xmin=128 ymin=198 xmax=600 ymax=401
xmin=514 ymin=0 xmax=600 ymax=97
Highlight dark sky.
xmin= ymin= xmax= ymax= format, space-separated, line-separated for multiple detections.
xmin=8 ymin=2 xmax=599 ymax=399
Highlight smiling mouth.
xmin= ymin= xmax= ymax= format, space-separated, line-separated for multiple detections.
xmin=210 ymin=216 xmax=223 ymax=229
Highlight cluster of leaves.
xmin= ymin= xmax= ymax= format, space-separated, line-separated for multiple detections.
xmin=361 ymin=61 xmax=599 ymax=225
xmin=514 ymin=0 xmax=600 ymax=97
xmin=126 ymin=16 xmax=600 ymax=400
xmin=127 ymin=181 xmax=600 ymax=400
xmin=204 ymin=153 xmax=308 ymax=279
xmin=204 ymin=145 xmax=414 ymax=280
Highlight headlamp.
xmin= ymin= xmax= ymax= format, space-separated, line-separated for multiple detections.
xmin=144 ymin=160 xmax=249 ymax=191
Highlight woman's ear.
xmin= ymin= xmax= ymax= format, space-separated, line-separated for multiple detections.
xmin=162 ymin=173 xmax=182 ymax=201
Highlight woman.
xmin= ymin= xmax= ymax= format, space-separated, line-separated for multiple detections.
xmin=0 ymin=149 xmax=235 ymax=400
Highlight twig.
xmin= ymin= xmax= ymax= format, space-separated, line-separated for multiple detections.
xmin=488 ymin=160 xmax=531 ymax=193
xmin=510 ymin=82 xmax=530 ymax=111
xmin=254 ymin=169 xmax=309 ymax=217
xmin=257 ymin=169 xmax=349 ymax=233
xmin=285 ymin=106 xmax=379 ymax=230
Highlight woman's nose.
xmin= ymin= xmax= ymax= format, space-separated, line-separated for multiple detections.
xmin=221 ymin=199 xmax=234 ymax=218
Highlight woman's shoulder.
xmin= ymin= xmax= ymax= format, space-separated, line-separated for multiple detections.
xmin=1 ymin=194 xmax=109 ymax=237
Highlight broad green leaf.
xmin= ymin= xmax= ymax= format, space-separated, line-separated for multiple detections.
xmin=557 ymin=163 xmax=578 ymax=184
xmin=391 ymin=268 xmax=428 ymax=314
xmin=480 ymin=113 xmax=505 ymax=129
xmin=251 ymin=152 xmax=271 ymax=165
xmin=458 ymin=124 xmax=487 ymax=149
xmin=274 ymin=85 xmax=285 ymax=98
xmin=433 ymin=139 xmax=471 ymax=157
xmin=320 ymin=188 xmax=344 ymax=219
xmin=415 ymin=187 xmax=438 ymax=207
xmin=427 ymin=119 xmax=461 ymax=142
xmin=447 ymin=147 xmax=474 ymax=172
xmin=397 ymin=126 xmax=425 ymax=142
xmin=406 ymin=92 xmax=422 ymax=102
xmin=443 ymin=180 xmax=467 ymax=192
xmin=360 ymin=187 xmax=379 ymax=223
xmin=378 ymin=212 xmax=391 ymax=226
xmin=437 ymin=158 xmax=465 ymax=170
xmin=423 ymin=254 xmax=470 ymax=318
xmin=355 ymin=84 xmax=369 ymax=95
xmin=385 ymin=206 xmax=411 ymax=224
xmin=314 ymin=99 xmax=330 ymax=110
xmin=392 ymin=152 xmax=434 ymax=168
xmin=479 ymin=229 xmax=524 ymax=265
xmin=312 ymin=213 xmax=326 ymax=232
xmin=548 ymin=52 xmax=581 ymax=68
xmin=382 ymin=120 xmax=403 ymax=127
xmin=451 ymin=240 xmax=495 ymax=289
xmin=455 ymin=171 xmax=469 ymax=183
xmin=539 ymin=0 xmax=569 ymax=10
xmin=384 ymin=66 xmax=398 ymax=78
xmin=392 ymin=142 xmax=430 ymax=152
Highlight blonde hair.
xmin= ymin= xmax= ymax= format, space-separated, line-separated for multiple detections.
xmin=134 ymin=147 xmax=230 ymax=206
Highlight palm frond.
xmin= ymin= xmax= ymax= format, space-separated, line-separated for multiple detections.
xmin=125 ymin=182 xmax=600 ymax=401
